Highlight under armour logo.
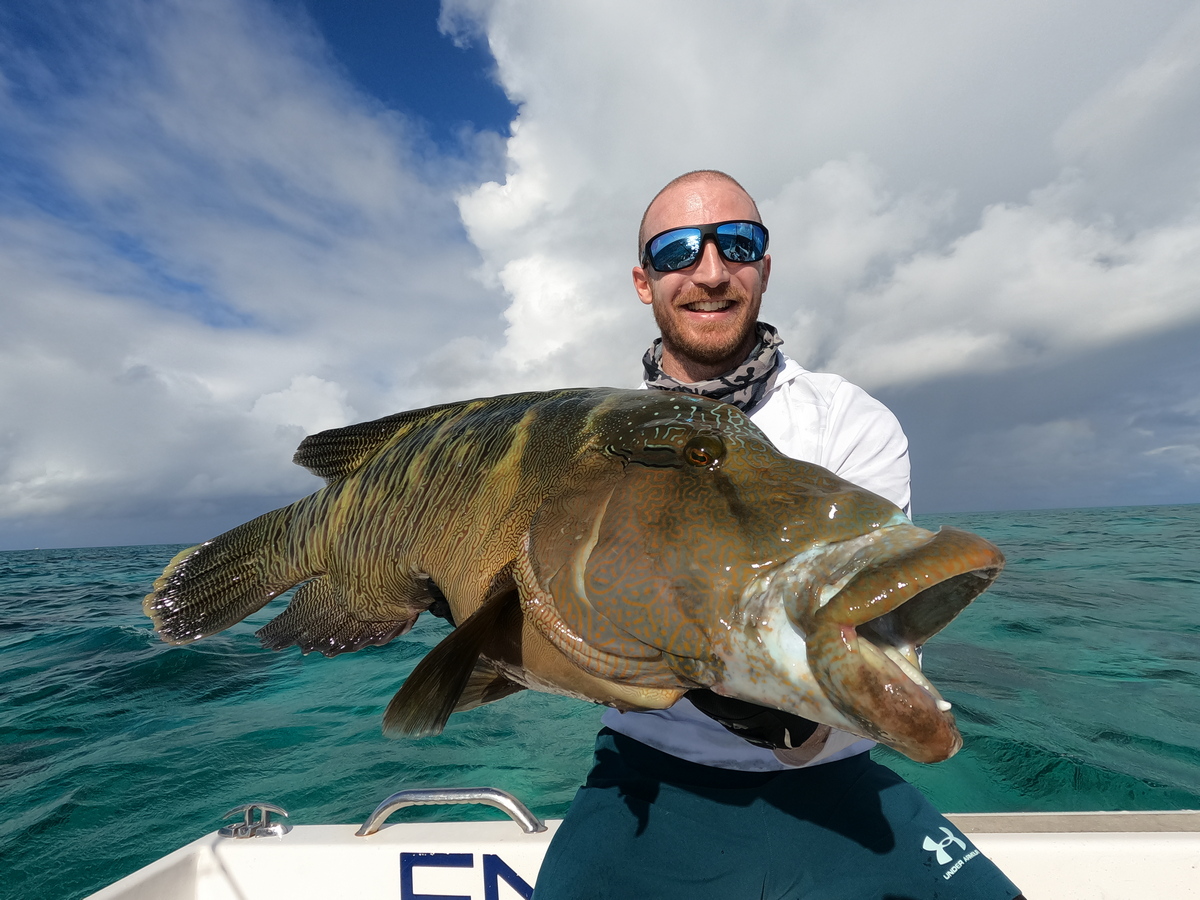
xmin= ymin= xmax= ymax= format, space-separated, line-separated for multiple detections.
xmin=922 ymin=827 xmax=966 ymax=865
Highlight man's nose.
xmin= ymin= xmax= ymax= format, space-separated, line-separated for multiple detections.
xmin=691 ymin=238 xmax=731 ymax=287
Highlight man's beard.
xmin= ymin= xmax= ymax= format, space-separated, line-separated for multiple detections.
xmin=653 ymin=283 xmax=759 ymax=368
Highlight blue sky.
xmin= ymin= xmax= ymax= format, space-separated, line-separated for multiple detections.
xmin=2 ymin=0 xmax=1200 ymax=549
xmin=296 ymin=0 xmax=515 ymax=146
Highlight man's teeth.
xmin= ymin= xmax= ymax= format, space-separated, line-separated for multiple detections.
xmin=686 ymin=300 xmax=731 ymax=312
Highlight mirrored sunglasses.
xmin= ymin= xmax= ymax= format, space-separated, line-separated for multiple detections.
xmin=641 ymin=220 xmax=769 ymax=272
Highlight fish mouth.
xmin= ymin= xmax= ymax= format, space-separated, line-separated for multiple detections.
xmin=715 ymin=523 xmax=1003 ymax=763
xmin=805 ymin=525 xmax=1004 ymax=762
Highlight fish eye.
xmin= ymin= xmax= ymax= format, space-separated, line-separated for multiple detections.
xmin=683 ymin=434 xmax=725 ymax=468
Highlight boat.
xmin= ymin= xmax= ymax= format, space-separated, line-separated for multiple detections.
xmin=87 ymin=787 xmax=1200 ymax=899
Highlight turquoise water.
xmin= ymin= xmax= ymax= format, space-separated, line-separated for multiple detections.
xmin=2 ymin=504 xmax=1199 ymax=899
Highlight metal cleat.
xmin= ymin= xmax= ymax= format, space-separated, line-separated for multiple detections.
xmin=218 ymin=802 xmax=292 ymax=838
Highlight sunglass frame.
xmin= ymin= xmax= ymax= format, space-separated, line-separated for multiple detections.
xmin=641 ymin=219 xmax=770 ymax=272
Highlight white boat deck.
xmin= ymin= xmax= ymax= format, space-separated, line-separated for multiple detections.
xmin=949 ymin=811 xmax=1200 ymax=898
xmin=88 ymin=808 xmax=1200 ymax=899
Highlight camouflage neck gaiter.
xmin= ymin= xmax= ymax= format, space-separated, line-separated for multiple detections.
xmin=642 ymin=321 xmax=784 ymax=414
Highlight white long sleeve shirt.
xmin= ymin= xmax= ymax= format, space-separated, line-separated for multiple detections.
xmin=600 ymin=353 xmax=912 ymax=771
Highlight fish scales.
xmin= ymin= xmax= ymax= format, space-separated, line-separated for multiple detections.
xmin=145 ymin=387 xmax=1004 ymax=762
xmin=329 ymin=395 xmax=543 ymax=606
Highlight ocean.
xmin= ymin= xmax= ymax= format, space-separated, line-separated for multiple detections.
xmin=2 ymin=504 xmax=1199 ymax=899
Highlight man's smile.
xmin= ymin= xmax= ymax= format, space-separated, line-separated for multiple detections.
xmin=682 ymin=298 xmax=734 ymax=313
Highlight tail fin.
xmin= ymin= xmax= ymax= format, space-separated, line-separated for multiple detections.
xmin=144 ymin=506 xmax=300 ymax=644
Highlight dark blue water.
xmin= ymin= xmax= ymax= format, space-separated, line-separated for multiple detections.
xmin=2 ymin=505 xmax=1199 ymax=899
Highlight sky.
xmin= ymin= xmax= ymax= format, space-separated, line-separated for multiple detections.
xmin=2 ymin=0 xmax=1200 ymax=550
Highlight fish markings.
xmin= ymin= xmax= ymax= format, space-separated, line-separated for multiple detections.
xmin=144 ymin=388 xmax=1003 ymax=763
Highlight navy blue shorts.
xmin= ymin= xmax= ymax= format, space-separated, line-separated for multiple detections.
xmin=533 ymin=728 xmax=1021 ymax=900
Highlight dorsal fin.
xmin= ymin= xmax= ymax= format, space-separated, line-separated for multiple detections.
xmin=292 ymin=388 xmax=601 ymax=483
xmin=292 ymin=400 xmax=465 ymax=482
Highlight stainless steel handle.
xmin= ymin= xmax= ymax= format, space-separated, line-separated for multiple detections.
xmin=356 ymin=787 xmax=547 ymax=836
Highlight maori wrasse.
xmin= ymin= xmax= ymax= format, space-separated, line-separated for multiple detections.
xmin=144 ymin=388 xmax=1003 ymax=763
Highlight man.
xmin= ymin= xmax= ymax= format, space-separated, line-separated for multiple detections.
xmin=532 ymin=170 xmax=1023 ymax=899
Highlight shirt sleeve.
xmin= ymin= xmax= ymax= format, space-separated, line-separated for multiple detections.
xmin=823 ymin=381 xmax=912 ymax=517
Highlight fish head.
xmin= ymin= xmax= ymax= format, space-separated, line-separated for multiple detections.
xmin=521 ymin=391 xmax=1003 ymax=763
xmin=716 ymin=521 xmax=1003 ymax=762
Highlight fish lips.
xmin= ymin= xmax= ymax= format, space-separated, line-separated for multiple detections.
xmin=803 ymin=525 xmax=1005 ymax=763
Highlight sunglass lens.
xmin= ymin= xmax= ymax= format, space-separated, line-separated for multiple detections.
xmin=715 ymin=222 xmax=766 ymax=262
xmin=648 ymin=229 xmax=702 ymax=272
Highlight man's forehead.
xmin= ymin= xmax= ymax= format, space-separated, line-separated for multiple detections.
xmin=643 ymin=178 xmax=760 ymax=237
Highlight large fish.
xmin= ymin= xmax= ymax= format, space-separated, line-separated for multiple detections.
xmin=144 ymin=388 xmax=1003 ymax=763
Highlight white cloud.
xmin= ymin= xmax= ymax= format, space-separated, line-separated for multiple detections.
xmin=496 ymin=254 xmax=613 ymax=366
xmin=446 ymin=1 xmax=1200 ymax=387
xmin=826 ymin=197 xmax=1200 ymax=386
xmin=0 ymin=0 xmax=506 ymax=541
xmin=250 ymin=375 xmax=356 ymax=435
xmin=1054 ymin=3 xmax=1200 ymax=219
xmin=442 ymin=0 xmax=1200 ymax=509
xmin=6 ymin=0 xmax=1200 ymax=546
xmin=758 ymin=157 xmax=954 ymax=365
xmin=1146 ymin=445 xmax=1200 ymax=474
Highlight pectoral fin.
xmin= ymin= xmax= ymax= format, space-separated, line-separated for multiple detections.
xmin=453 ymin=660 xmax=526 ymax=714
xmin=383 ymin=582 xmax=524 ymax=737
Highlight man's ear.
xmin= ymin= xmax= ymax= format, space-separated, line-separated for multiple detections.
xmin=760 ymin=254 xmax=771 ymax=293
xmin=633 ymin=265 xmax=654 ymax=305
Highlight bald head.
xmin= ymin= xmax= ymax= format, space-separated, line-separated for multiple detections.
xmin=638 ymin=170 xmax=762 ymax=256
